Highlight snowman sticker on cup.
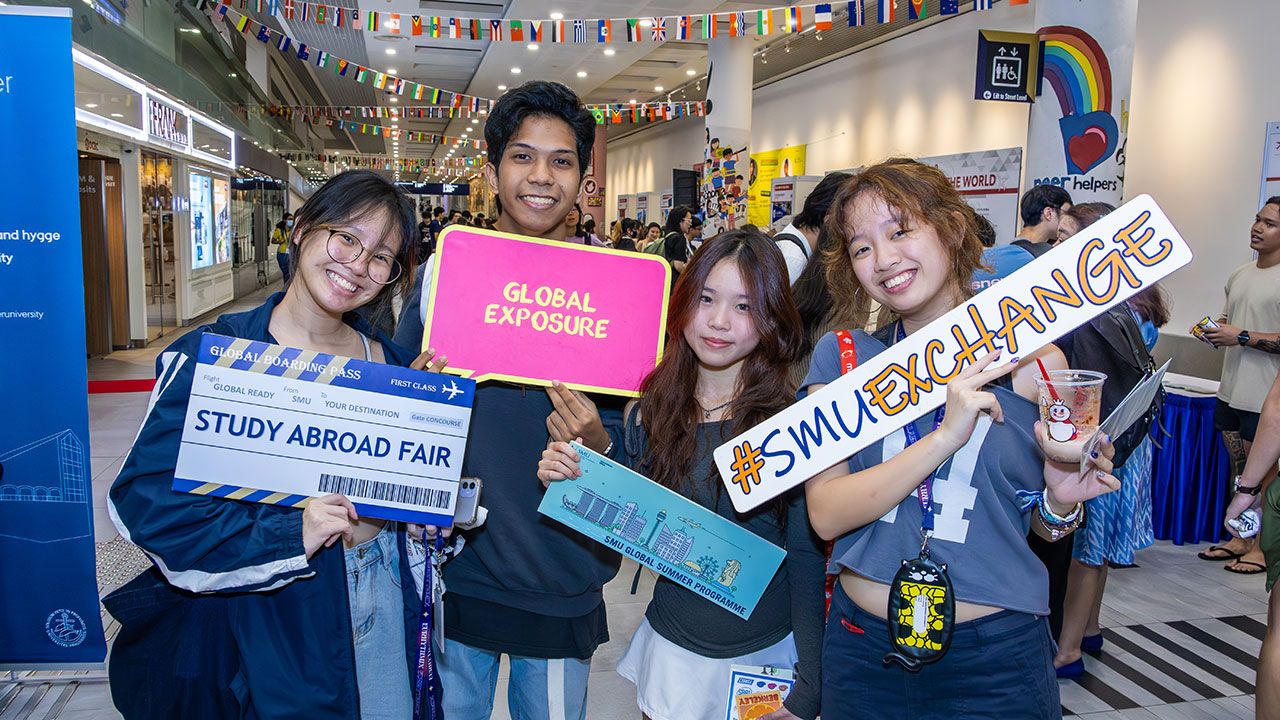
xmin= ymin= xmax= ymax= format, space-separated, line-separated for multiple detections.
xmin=1045 ymin=398 xmax=1078 ymax=442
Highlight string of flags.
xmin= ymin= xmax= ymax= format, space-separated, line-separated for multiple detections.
xmin=296 ymin=113 xmax=486 ymax=147
xmin=223 ymin=0 xmax=1031 ymax=44
xmin=282 ymin=152 xmax=478 ymax=175
xmin=257 ymin=102 xmax=704 ymax=125
xmin=204 ymin=2 xmax=497 ymax=109
xmin=282 ymin=152 xmax=482 ymax=168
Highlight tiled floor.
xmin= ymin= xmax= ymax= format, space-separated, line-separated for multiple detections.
xmin=1 ymin=284 xmax=1269 ymax=719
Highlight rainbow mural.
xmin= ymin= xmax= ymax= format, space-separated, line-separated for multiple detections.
xmin=1038 ymin=25 xmax=1118 ymax=175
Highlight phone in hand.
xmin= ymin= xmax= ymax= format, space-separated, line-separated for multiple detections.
xmin=453 ymin=477 xmax=483 ymax=530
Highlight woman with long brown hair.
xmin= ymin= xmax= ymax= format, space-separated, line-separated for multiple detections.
xmin=803 ymin=159 xmax=1120 ymax=718
xmin=539 ymin=229 xmax=826 ymax=720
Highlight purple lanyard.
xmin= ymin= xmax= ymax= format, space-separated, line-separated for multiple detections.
xmin=413 ymin=535 xmax=443 ymax=720
xmin=895 ymin=323 xmax=945 ymax=537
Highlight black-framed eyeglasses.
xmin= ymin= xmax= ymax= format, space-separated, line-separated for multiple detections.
xmin=320 ymin=227 xmax=402 ymax=285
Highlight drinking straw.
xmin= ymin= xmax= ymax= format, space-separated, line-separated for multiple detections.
xmin=1036 ymin=357 xmax=1061 ymax=402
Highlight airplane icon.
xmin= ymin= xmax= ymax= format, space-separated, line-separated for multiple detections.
xmin=442 ymin=380 xmax=465 ymax=401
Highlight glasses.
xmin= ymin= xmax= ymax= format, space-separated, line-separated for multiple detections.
xmin=321 ymin=227 xmax=402 ymax=285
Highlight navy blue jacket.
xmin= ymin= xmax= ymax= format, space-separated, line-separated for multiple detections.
xmin=105 ymin=294 xmax=422 ymax=719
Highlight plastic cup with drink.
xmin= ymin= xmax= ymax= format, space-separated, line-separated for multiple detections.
xmin=1035 ymin=368 xmax=1106 ymax=462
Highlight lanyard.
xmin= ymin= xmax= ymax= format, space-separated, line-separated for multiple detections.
xmin=413 ymin=535 xmax=444 ymax=720
xmin=894 ymin=323 xmax=945 ymax=540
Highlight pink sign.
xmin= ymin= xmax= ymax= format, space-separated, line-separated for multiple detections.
xmin=422 ymin=226 xmax=671 ymax=397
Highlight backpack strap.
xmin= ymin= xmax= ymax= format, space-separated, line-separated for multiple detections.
xmin=824 ymin=330 xmax=859 ymax=618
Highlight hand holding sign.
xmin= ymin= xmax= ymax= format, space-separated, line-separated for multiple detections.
xmin=423 ymin=226 xmax=671 ymax=397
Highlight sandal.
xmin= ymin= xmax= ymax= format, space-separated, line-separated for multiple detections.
xmin=1198 ymin=545 xmax=1244 ymax=561
xmin=1224 ymin=560 xmax=1267 ymax=575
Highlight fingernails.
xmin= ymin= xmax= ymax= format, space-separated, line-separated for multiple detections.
xmin=1009 ymin=357 xmax=1020 ymax=364
xmin=1096 ymin=470 xmax=1106 ymax=480
xmin=1090 ymin=450 xmax=1099 ymax=459
xmin=428 ymin=347 xmax=436 ymax=354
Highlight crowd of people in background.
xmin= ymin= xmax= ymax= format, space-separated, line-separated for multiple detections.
xmin=116 ymin=79 xmax=1280 ymax=720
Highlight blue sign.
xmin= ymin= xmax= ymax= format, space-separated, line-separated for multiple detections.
xmin=538 ymin=443 xmax=785 ymax=619
xmin=0 ymin=7 xmax=107 ymax=666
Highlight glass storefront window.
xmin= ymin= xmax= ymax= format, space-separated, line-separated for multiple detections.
xmin=193 ymin=119 xmax=232 ymax=163
xmin=230 ymin=176 xmax=286 ymax=297
xmin=74 ymin=63 xmax=143 ymax=132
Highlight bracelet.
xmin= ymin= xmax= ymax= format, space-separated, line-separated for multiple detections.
xmin=602 ymin=440 xmax=615 ymax=457
xmin=1016 ymin=490 xmax=1083 ymax=541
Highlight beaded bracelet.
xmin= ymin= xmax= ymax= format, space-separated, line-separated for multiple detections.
xmin=1016 ymin=490 xmax=1083 ymax=541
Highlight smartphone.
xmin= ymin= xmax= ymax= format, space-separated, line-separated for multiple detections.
xmin=453 ymin=477 xmax=483 ymax=530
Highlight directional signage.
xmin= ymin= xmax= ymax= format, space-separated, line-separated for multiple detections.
xmin=975 ymin=29 xmax=1041 ymax=103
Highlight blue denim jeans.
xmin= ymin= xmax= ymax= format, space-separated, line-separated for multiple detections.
xmin=822 ymin=583 xmax=1060 ymax=719
xmin=438 ymin=637 xmax=592 ymax=720
xmin=345 ymin=524 xmax=413 ymax=720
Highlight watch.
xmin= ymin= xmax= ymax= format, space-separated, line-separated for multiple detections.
xmin=1238 ymin=330 xmax=1251 ymax=346
xmin=1233 ymin=475 xmax=1263 ymax=496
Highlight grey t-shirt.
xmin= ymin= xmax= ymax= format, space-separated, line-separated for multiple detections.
xmin=801 ymin=330 xmax=1052 ymax=616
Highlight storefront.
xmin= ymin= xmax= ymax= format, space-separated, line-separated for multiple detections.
xmin=73 ymin=47 xmax=236 ymax=349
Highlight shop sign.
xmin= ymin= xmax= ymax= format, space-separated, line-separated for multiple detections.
xmin=975 ymin=30 xmax=1041 ymax=103
xmin=148 ymin=97 xmax=188 ymax=145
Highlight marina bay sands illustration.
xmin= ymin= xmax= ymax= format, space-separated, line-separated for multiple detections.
xmin=561 ymin=486 xmax=744 ymax=591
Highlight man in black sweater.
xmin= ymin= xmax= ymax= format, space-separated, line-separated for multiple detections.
xmin=393 ymin=81 xmax=624 ymax=720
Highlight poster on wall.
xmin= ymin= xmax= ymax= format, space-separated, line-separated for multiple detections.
xmin=212 ymin=177 xmax=230 ymax=265
xmin=748 ymin=145 xmax=808 ymax=227
xmin=1262 ymin=122 xmax=1280 ymax=207
xmin=617 ymin=195 xmax=629 ymax=220
xmin=189 ymin=173 xmax=213 ymax=269
xmin=919 ymin=148 xmax=1023 ymax=243
xmin=0 ymin=5 xmax=109 ymax=667
xmin=1024 ymin=0 xmax=1138 ymax=207
xmin=636 ymin=194 xmax=649 ymax=224
xmin=701 ymin=130 xmax=748 ymax=235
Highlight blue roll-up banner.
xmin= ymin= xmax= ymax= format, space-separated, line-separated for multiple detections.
xmin=0 ymin=7 xmax=108 ymax=667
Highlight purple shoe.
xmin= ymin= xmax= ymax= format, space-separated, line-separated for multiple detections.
xmin=1056 ymin=658 xmax=1085 ymax=679
xmin=1081 ymin=634 xmax=1104 ymax=653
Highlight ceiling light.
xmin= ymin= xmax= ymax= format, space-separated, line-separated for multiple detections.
xmin=85 ymin=103 xmax=98 ymax=109
xmin=550 ymin=11 xmax=563 ymax=20
xmin=510 ymin=67 xmax=521 ymax=74
xmin=471 ymin=118 xmax=479 ymax=124
xmin=527 ymin=43 xmax=538 ymax=50
xmin=603 ymin=48 xmax=615 ymax=56
xmin=686 ymin=69 xmax=696 ymax=76
xmin=654 ymin=85 xmax=663 ymax=92
xmin=390 ymin=97 xmax=398 ymax=102
xmin=629 ymin=98 xmax=637 ymax=104
xmin=228 ymin=73 xmax=237 ymax=78
xmin=386 ymin=48 xmax=396 ymax=55
xmin=577 ymin=70 xmax=587 ymax=78
xmin=110 ymin=112 xmax=123 ymax=118
xmin=497 ymin=84 xmax=507 ymax=91
xmin=387 ymin=68 xmax=398 ymax=74
xmin=639 ymin=19 xmax=652 ymax=28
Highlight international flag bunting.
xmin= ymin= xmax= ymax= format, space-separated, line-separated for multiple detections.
xmin=530 ymin=20 xmax=543 ymax=42
xmin=470 ymin=18 xmax=481 ymax=39
xmin=386 ymin=13 xmax=400 ymax=33
xmin=573 ymin=19 xmax=587 ymax=43
xmin=448 ymin=18 xmax=460 ymax=39
xmin=266 ymin=0 xmax=276 ymax=15
xmin=470 ymin=96 xmax=481 ymax=112
xmin=336 ymin=58 xmax=349 ymax=75
xmin=625 ymin=18 xmax=639 ymax=42
xmin=940 ymin=0 xmax=959 ymax=14
xmin=333 ymin=8 xmax=343 ymax=28
xmin=849 ymin=0 xmax=865 ymax=25
xmin=451 ymin=94 xmax=462 ymax=109
xmin=611 ymin=109 xmax=622 ymax=124
xmin=314 ymin=4 xmax=326 ymax=24
xmin=283 ymin=0 xmax=293 ymax=19
xmin=701 ymin=14 xmax=716 ymax=39
xmin=374 ymin=72 xmax=387 ymax=90
xmin=597 ymin=19 xmax=611 ymax=42
xmin=234 ymin=13 xmax=250 ymax=31
xmin=413 ymin=84 xmax=425 ymax=100
xmin=298 ymin=1 xmax=307 ymax=21
xmin=677 ymin=16 xmax=691 ymax=40
xmin=411 ymin=15 xmax=422 ymax=35
xmin=729 ymin=12 xmax=745 ymax=37
xmin=974 ymin=0 xmax=992 ymax=8
xmin=785 ymin=7 xmax=802 ymax=32
xmin=650 ymin=17 xmax=666 ymax=42
xmin=815 ymin=3 xmax=833 ymax=29
xmin=488 ymin=19 xmax=502 ymax=40
xmin=256 ymin=23 xmax=271 ymax=42
xmin=1011 ymin=0 xmax=1030 ymax=4
xmin=551 ymin=20 xmax=565 ymax=42
xmin=349 ymin=8 xmax=358 ymax=28
xmin=355 ymin=66 xmax=367 ymax=83
xmin=315 ymin=50 xmax=329 ymax=67
xmin=364 ymin=11 xmax=376 ymax=30
xmin=393 ymin=78 xmax=405 ymax=95
xmin=908 ymin=0 xmax=926 ymax=20
xmin=276 ymin=33 xmax=291 ymax=52
xmin=878 ymin=0 xmax=896 ymax=23
xmin=296 ymin=42 xmax=309 ymax=60
xmin=756 ymin=9 xmax=772 ymax=35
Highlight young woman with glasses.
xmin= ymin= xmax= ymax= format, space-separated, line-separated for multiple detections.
xmin=106 ymin=170 xmax=448 ymax=719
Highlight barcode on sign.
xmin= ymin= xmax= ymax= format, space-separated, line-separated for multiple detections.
xmin=319 ymin=473 xmax=452 ymax=509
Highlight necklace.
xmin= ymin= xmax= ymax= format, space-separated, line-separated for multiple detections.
xmin=696 ymin=397 xmax=733 ymax=420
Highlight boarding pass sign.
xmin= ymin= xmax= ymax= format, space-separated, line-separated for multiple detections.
xmin=173 ymin=333 xmax=475 ymax=526
xmin=713 ymin=194 xmax=1193 ymax=512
